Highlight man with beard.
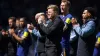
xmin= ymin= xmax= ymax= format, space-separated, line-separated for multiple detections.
xmin=72 ymin=7 xmax=96 ymax=56
xmin=7 ymin=17 xmax=17 ymax=56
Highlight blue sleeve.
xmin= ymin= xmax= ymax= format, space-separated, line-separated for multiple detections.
xmin=24 ymin=28 xmax=28 ymax=32
xmin=68 ymin=14 xmax=72 ymax=19
xmin=32 ymin=28 xmax=41 ymax=37
xmin=96 ymin=32 xmax=100 ymax=38
xmin=65 ymin=14 xmax=72 ymax=24
xmin=74 ymin=21 xmax=95 ymax=37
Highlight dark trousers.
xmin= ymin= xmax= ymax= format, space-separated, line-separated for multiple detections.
xmin=36 ymin=52 xmax=46 ymax=56
xmin=7 ymin=42 xmax=17 ymax=56
xmin=70 ymin=40 xmax=78 ymax=56
xmin=0 ymin=51 xmax=7 ymax=56
xmin=45 ymin=46 xmax=61 ymax=56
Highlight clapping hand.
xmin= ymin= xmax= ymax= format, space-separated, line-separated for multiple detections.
xmin=27 ymin=24 xmax=34 ymax=33
xmin=71 ymin=17 xmax=78 ymax=25
xmin=95 ymin=42 xmax=100 ymax=48
xmin=1 ymin=29 xmax=7 ymax=36
xmin=8 ymin=29 xmax=15 ymax=35
xmin=38 ymin=18 xmax=43 ymax=24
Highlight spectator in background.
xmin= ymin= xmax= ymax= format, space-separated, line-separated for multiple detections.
xmin=0 ymin=28 xmax=8 ymax=56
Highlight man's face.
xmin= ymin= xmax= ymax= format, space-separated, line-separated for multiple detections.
xmin=39 ymin=15 xmax=45 ymax=20
xmin=47 ymin=8 xmax=55 ymax=19
xmin=60 ymin=2 xmax=68 ymax=13
xmin=20 ymin=18 xmax=25 ymax=28
xmin=39 ymin=15 xmax=46 ymax=23
xmin=8 ymin=19 xmax=14 ymax=28
xmin=82 ymin=10 xmax=90 ymax=19
xmin=16 ymin=20 xmax=20 ymax=27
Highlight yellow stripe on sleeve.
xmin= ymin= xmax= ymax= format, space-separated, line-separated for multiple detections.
xmin=23 ymin=32 xmax=28 ymax=38
xmin=65 ymin=18 xmax=71 ymax=24
xmin=97 ymin=37 xmax=100 ymax=43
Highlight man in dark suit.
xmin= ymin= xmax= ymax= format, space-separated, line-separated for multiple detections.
xmin=37 ymin=4 xmax=64 ymax=56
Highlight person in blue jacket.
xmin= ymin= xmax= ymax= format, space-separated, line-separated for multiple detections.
xmin=27 ymin=12 xmax=47 ymax=56
xmin=72 ymin=7 xmax=96 ymax=56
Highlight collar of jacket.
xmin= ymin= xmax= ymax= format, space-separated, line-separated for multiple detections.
xmin=84 ymin=18 xmax=96 ymax=23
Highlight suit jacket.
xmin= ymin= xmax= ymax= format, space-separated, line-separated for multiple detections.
xmin=38 ymin=16 xmax=64 ymax=47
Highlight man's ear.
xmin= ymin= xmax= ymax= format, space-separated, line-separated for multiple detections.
xmin=54 ymin=11 xmax=58 ymax=15
xmin=88 ymin=13 xmax=91 ymax=17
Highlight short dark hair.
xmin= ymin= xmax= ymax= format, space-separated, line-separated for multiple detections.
xmin=84 ymin=7 xmax=96 ymax=17
xmin=20 ymin=17 xmax=26 ymax=22
xmin=8 ymin=17 xmax=16 ymax=22
xmin=47 ymin=4 xmax=59 ymax=14
xmin=16 ymin=17 xmax=20 ymax=20
xmin=16 ymin=18 xmax=20 ymax=22
xmin=61 ymin=0 xmax=71 ymax=7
